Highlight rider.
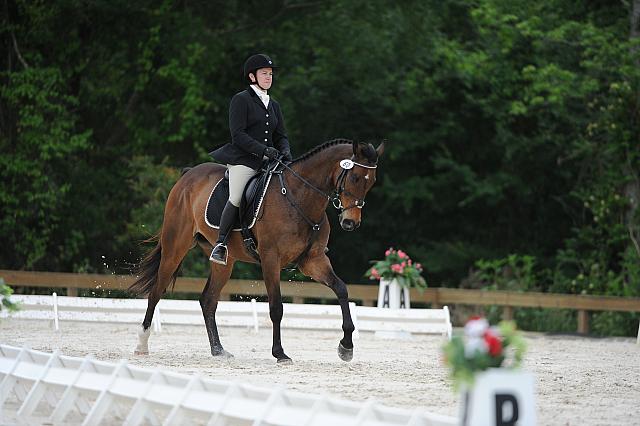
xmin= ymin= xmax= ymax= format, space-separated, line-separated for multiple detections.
xmin=209 ymin=53 xmax=292 ymax=265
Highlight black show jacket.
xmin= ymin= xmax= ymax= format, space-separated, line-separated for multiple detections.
xmin=210 ymin=87 xmax=291 ymax=170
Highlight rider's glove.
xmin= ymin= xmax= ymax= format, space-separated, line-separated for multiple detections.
xmin=263 ymin=146 xmax=280 ymax=160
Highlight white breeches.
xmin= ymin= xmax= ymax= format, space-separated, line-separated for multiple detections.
xmin=227 ymin=164 xmax=258 ymax=207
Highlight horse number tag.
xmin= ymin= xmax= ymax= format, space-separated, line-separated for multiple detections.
xmin=340 ymin=159 xmax=354 ymax=170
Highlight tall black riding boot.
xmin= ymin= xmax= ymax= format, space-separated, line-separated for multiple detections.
xmin=209 ymin=201 xmax=239 ymax=265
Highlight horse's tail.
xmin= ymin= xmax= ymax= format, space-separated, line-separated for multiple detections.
xmin=128 ymin=235 xmax=179 ymax=297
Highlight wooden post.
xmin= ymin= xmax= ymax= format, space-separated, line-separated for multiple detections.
xmin=577 ymin=310 xmax=589 ymax=334
xmin=502 ymin=306 xmax=514 ymax=321
xmin=431 ymin=291 xmax=441 ymax=309
xmin=66 ymin=287 xmax=78 ymax=297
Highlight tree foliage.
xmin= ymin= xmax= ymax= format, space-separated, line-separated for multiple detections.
xmin=1 ymin=1 xmax=638 ymax=333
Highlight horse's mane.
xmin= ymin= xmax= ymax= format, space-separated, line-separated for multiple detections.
xmin=292 ymin=138 xmax=378 ymax=165
xmin=292 ymin=138 xmax=354 ymax=163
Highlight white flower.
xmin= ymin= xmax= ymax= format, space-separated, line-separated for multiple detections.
xmin=464 ymin=318 xmax=489 ymax=338
xmin=489 ymin=326 xmax=501 ymax=338
xmin=464 ymin=336 xmax=489 ymax=357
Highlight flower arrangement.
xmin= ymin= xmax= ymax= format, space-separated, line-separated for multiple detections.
xmin=365 ymin=247 xmax=427 ymax=289
xmin=443 ymin=316 xmax=526 ymax=390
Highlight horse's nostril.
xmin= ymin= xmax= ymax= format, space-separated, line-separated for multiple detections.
xmin=342 ymin=219 xmax=355 ymax=231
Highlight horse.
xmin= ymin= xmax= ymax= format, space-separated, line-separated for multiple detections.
xmin=128 ymin=139 xmax=384 ymax=363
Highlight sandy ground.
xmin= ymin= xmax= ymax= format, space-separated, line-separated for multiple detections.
xmin=1 ymin=318 xmax=639 ymax=425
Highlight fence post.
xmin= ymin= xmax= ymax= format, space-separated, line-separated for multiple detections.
xmin=431 ymin=289 xmax=441 ymax=309
xmin=577 ymin=310 xmax=589 ymax=334
xmin=53 ymin=293 xmax=59 ymax=331
xmin=251 ymin=298 xmax=259 ymax=333
xmin=502 ymin=306 xmax=514 ymax=321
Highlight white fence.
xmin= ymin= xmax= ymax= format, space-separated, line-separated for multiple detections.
xmin=0 ymin=344 xmax=457 ymax=425
xmin=2 ymin=295 xmax=452 ymax=339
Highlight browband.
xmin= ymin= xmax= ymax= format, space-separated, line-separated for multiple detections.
xmin=339 ymin=159 xmax=378 ymax=170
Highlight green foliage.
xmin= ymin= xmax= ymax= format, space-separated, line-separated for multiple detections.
xmin=591 ymin=311 xmax=640 ymax=337
xmin=474 ymin=254 xmax=539 ymax=292
xmin=0 ymin=0 xmax=638 ymax=335
xmin=0 ymin=67 xmax=91 ymax=268
xmin=0 ymin=279 xmax=19 ymax=313
xmin=485 ymin=307 xmax=577 ymax=334
xmin=470 ymin=252 xmax=639 ymax=335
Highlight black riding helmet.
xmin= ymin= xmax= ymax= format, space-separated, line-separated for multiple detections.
xmin=243 ymin=54 xmax=278 ymax=87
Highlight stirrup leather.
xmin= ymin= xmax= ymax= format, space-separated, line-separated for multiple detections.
xmin=209 ymin=243 xmax=228 ymax=265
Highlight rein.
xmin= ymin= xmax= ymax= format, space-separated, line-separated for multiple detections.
xmin=274 ymin=157 xmax=377 ymax=231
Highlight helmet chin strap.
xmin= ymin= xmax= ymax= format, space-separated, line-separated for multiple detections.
xmin=250 ymin=73 xmax=269 ymax=92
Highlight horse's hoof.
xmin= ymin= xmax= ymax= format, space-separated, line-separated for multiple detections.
xmin=338 ymin=342 xmax=353 ymax=362
xmin=277 ymin=357 xmax=293 ymax=365
xmin=212 ymin=349 xmax=234 ymax=358
xmin=134 ymin=350 xmax=149 ymax=356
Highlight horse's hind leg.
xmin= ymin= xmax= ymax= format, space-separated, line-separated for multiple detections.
xmin=134 ymin=222 xmax=195 ymax=355
xmin=299 ymin=253 xmax=355 ymax=362
xmin=199 ymin=261 xmax=234 ymax=357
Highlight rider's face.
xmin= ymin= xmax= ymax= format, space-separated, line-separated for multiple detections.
xmin=250 ymin=67 xmax=273 ymax=90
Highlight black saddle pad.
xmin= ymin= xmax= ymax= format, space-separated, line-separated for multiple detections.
xmin=204 ymin=170 xmax=273 ymax=231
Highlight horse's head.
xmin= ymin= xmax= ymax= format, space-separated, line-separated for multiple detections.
xmin=334 ymin=141 xmax=385 ymax=231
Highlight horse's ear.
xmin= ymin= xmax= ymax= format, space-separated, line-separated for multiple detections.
xmin=376 ymin=141 xmax=385 ymax=157
xmin=353 ymin=140 xmax=371 ymax=156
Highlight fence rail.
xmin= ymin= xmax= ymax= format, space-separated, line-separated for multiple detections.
xmin=1 ymin=295 xmax=453 ymax=339
xmin=2 ymin=269 xmax=640 ymax=335
xmin=0 ymin=344 xmax=457 ymax=426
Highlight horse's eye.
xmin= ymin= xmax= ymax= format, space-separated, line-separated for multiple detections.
xmin=350 ymin=174 xmax=360 ymax=183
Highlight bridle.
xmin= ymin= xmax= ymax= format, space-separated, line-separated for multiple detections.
xmin=332 ymin=158 xmax=377 ymax=211
xmin=274 ymin=156 xmax=377 ymax=231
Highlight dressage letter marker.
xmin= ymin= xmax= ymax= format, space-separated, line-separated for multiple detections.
xmin=460 ymin=369 xmax=535 ymax=426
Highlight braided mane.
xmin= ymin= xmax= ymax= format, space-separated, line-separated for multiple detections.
xmin=292 ymin=138 xmax=353 ymax=163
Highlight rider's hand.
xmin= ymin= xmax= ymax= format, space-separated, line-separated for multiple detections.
xmin=264 ymin=146 xmax=280 ymax=160
xmin=282 ymin=150 xmax=293 ymax=162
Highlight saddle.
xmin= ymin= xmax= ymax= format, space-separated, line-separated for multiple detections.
xmin=205 ymin=161 xmax=282 ymax=261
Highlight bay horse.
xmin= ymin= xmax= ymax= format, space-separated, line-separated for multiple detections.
xmin=128 ymin=139 xmax=384 ymax=363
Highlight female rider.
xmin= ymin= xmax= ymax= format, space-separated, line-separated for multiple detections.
xmin=209 ymin=53 xmax=292 ymax=265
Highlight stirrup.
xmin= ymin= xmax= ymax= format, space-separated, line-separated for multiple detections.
xmin=209 ymin=243 xmax=228 ymax=265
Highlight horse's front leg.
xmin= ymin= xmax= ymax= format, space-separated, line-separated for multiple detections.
xmin=199 ymin=262 xmax=234 ymax=358
xmin=261 ymin=254 xmax=292 ymax=364
xmin=299 ymin=253 xmax=355 ymax=362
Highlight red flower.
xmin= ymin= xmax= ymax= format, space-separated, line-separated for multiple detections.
xmin=484 ymin=330 xmax=502 ymax=356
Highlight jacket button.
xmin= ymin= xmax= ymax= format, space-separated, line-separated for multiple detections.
xmin=265 ymin=130 xmax=268 ymax=133
xmin=266 ymin=122 xmax=269 ymax=125
xmin=266 ymin=114 xmax=269 ymax=117
xmin=264 ymin=138 xmax=268 ymax=142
